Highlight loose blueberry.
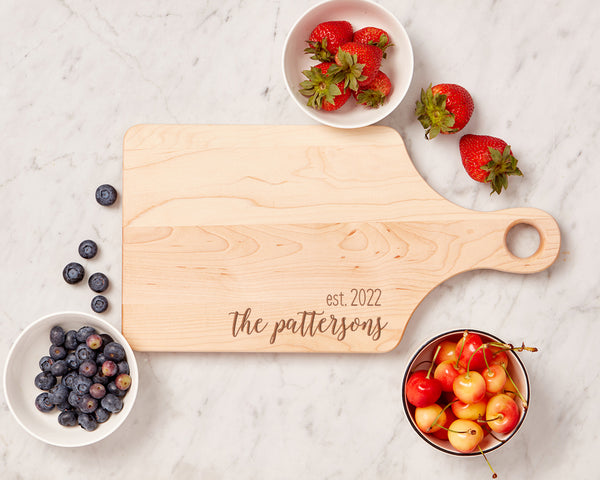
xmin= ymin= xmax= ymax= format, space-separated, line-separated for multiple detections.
xmin=62 ymin=371 xmax=78 ymax=389
xmin=50 ymin=359 xmax=69 ymax=377
xmin=50 ymin=326 xmax=65 ymax=346
xmin=101 ymin=360 xmax=118 ymax=377
xmin=75 ymin=344 xmax=96 ymax=363
xmin=58 ymin=410 xmax=78 ymax=427
xmin=49 ymin=344 xmax=67 ymax=360
xmin=79 ymin=394 xmax=98 ymax=414
xmin=106 ymin=381 xmax=126 ymax=398
xmin=114 ymin=373 xmax=132 ymax=391
xmin=91 ymin=295 xmax=109 ymax=313
xmin=104 ymin=342 xmax=125 ymax=362
xmin=65 ymin=352 xmax=80 ymax=370
xmin=35 ymin=371 xmax=57 ymax=390
xmin=78 ymin=413 xmax=98 ymax=431
xmin=64 ymin=329 xmax=79 ymax=350
xmin=117 ymin=361 xmax=130 ymax=375
xmin=62 ymin=262 xmax=85 ymax=284
xmin=94 ymin=407 xmax=111 ymax=423
xmin=86 ymin=333 xmax=103 ymax=350
xmin=101 ymin=393 xmax=123 ymax=413
xmin=48 ymin=384 xmax=70 ymax=405
xmin=88 ymin=272 xmax=109 ymax=293
xmin=76 ymin=325 xmax=96 ymax=343
xmin=95 ymin=184 xmax=117 ymax=206
xmin=89 ymin=383 xmax=106 ymax=399
xmin=79 ymin=360 xmax=98 ymax=377
xmin=39 ymin=355 xmax=54 ymax=372
xmin=35 ymin=392 xmax=55 ymax=412
xmin=78 ymin=239 xmax=98 ymax=259
xmin=72 ymin=375 xmax=93 ymax=395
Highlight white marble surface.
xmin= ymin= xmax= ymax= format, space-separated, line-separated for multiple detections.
xmin=1 ymin=0 xmax=599 ymax=478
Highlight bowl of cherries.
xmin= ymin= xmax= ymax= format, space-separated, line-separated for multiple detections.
xmin=402 ymin=329 xmax=536 ymax=469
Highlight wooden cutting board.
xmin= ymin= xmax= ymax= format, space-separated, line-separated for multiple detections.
xmin=122 ymin=124 xmax=560 ymax=353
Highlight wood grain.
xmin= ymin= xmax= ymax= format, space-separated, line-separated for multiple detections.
xmin=122 ymin=125 xmax=561 ymax=352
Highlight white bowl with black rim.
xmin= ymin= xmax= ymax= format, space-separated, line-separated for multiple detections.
xmin=3 ymin=311 xmax=138 ymax=447
xmin=282 ymin=0 xmax=414 ymax=128
xmin=402 ymin=328 xmax=530 ymax=456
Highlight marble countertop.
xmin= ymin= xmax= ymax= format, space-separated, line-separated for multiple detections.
xmin=1 ymin=0 xmax=598 ymax=478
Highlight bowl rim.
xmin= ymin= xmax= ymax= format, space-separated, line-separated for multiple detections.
xmin=281 ymin=0 xmax=414 ymax=129
xmin=402 ymin=328 xmax=531 ymax=456
xmin=3 ymin=310 xmax=138 ymax=447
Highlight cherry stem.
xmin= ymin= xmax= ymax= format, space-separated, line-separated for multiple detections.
xmin=466 ymin=342 xmax=488 ymax=377
xmin=427 ymin=401 xmax=456 ymax=433
xmin=477 ymin=414 xmax=503 ymax=424
xmin=478 ymin=446 xmax=498 ymax=478
xmin=488 ymin=341 xmax=538 ymax=353
xmin=426 ymin=345 xmax=441 ymax=379
xmin=501 ymin=365 xmax=528 ymax=409
xmin=455 ymin=330 xmax=469 ymax=370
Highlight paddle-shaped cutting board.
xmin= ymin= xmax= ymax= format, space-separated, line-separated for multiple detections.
xmin=122 ymin=125 xmax=560 ymax=352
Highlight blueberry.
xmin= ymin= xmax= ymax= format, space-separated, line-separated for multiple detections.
xmin=101 ymin=393 xmax=123 ymax=413
xmin=102 ymin=360 xmax=118 ymax=377
xmin=100 ymin=333 xmax=114 ymax=346
xmin=35 ymin=371 xmax=57 ymax=390
xmin=106 ymin=381 xmax=126 ymax=398
xmin=78 ymin=413 xmax=98 ymax=431
xmin=58 ymin=410 xmax=78 ymax=427
xmin=65 ymin=352 xmax=80 ymax=370
xmin=95 ymin=184 xmax=117 ymax=206
xmin=86 ymin=333 xmax=103 ymax=350
xmin=62 ymin=371 xmax=78 ymax=389
xmin=50 ymin=326 xmax=65 ymax=346
xmin=64 ymin=329 xmax=78 ymax=350
xmin=88 ymin=273 xmax=109 ymax=293
xmin=79 ymin=360 xmax=97 ymax=377
xmin=72 ymin=375 xmax=93 ymax=395
xmin=35 ymin=392 xmax=55 ymax=412
xmin=78 ymin=239 xmax=98 ymax=259
xmin=94 ymin=407 xmax=111 ymax=424
xmin=49 ymin=344 xmax=67 ymax=360
xmin=114 ymin=373 xmax=132 ymax=391
xmin=68 ymin=390 xmax=85 ymax=408
xmin=92 ymin=371 xmax=110 ymax=386
xmin=89 ymin=383 xmax=106 ymax=399
xmin=76 ymin=326 xmax=96 ymax=343
xmin=117 ymin=361 xmax=130 ymax=375
xmin=79 ymin=394 xmax=98 ymax=414
xmin=75 ymin=344 xmax=96 ymax=363
xmin=96 ymin=352 xmax=107 ymax=366
xmin=50 ymin=359 xmax=69 ymax=377
xmin=91 ymin=295 xmax=109 ymax=313
xmin=56 ymin=400 xmax=72 ymax=412
xmin=62 ymin=262 xmax=85 ymax=284
xmin=39 ymin=355 xmax=54 ymax=372
xmin=104 ymin=342 xmax=125 ymax=362
xmin=48 ymin=384 xmax=70 ymax=405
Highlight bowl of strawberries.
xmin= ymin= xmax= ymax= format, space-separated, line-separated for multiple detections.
xmin=402 ymin=329 xmax=535 ymax=461
xmin=282 ymin=0 xmax=413 ymax=128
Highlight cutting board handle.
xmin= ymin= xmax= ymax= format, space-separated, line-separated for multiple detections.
xmin=478 ymin=207 xmax=561 ymax=274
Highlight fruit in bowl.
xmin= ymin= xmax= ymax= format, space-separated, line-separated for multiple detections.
xmin=403 ymin=329 xmax=535 ymax=474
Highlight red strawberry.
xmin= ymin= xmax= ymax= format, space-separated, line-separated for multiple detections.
xmin=354 ymin=71 xmax=392 ymax=108
xmin=415 ymin=83 xmax=474 ymax=139
xmin=334 ymin=42 xmax=383 ymax=90
xmin=304 ymin=21 xmax=354 ymax=62
xmin=353 ymin=27 xmax=393 ymax=58
xmin=459 ymin=134 xmax=523 ymax=195
xmin=298 ymin=62 xmax=351 ymax=111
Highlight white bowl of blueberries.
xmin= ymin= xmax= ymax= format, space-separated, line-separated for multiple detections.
xmin=3 ymin=311 xmax=138 ymax=447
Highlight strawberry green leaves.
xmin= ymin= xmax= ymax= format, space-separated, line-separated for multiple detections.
xmin=415 ymin=85 xmax=457 ymax=139
xmin=481 ymin=145 xmax=523 ymax=195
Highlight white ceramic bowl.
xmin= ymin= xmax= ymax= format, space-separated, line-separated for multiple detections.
xmin=282 ymin=0 xmax=414 ymax=128
xmin=402 ymin=329 xmax=530 ymax=456
xmin=3 ymin=311 xmax=138 ymax=447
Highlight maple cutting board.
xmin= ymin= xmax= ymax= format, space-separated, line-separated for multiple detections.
xmin=122 ymin=124 xmax=560 ymax=353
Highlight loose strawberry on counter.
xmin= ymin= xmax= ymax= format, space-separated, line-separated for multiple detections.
xmin=298 ymin=62 xmax=351 ymax=111
xmin=415 ymin=83 xmax=474 ymax=139
xmin=459 ymin=134 xmax=523 ymax=195
xmin=353 ymin=26 xmax=393 ymax=58
xmin=354 ymin=71 xmax=392 ymax=108
xmin=304 ymin=21 xmax=354 ymax=62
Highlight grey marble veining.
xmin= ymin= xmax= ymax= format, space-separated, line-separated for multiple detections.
xmin=1 ymin=0 xmax=599 ymax=478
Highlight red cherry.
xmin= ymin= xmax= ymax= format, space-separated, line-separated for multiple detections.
xmin=455 ymin=332 xmax=493 ymax=371
xmin=406 ymin=370 xmax=443 ymax=407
